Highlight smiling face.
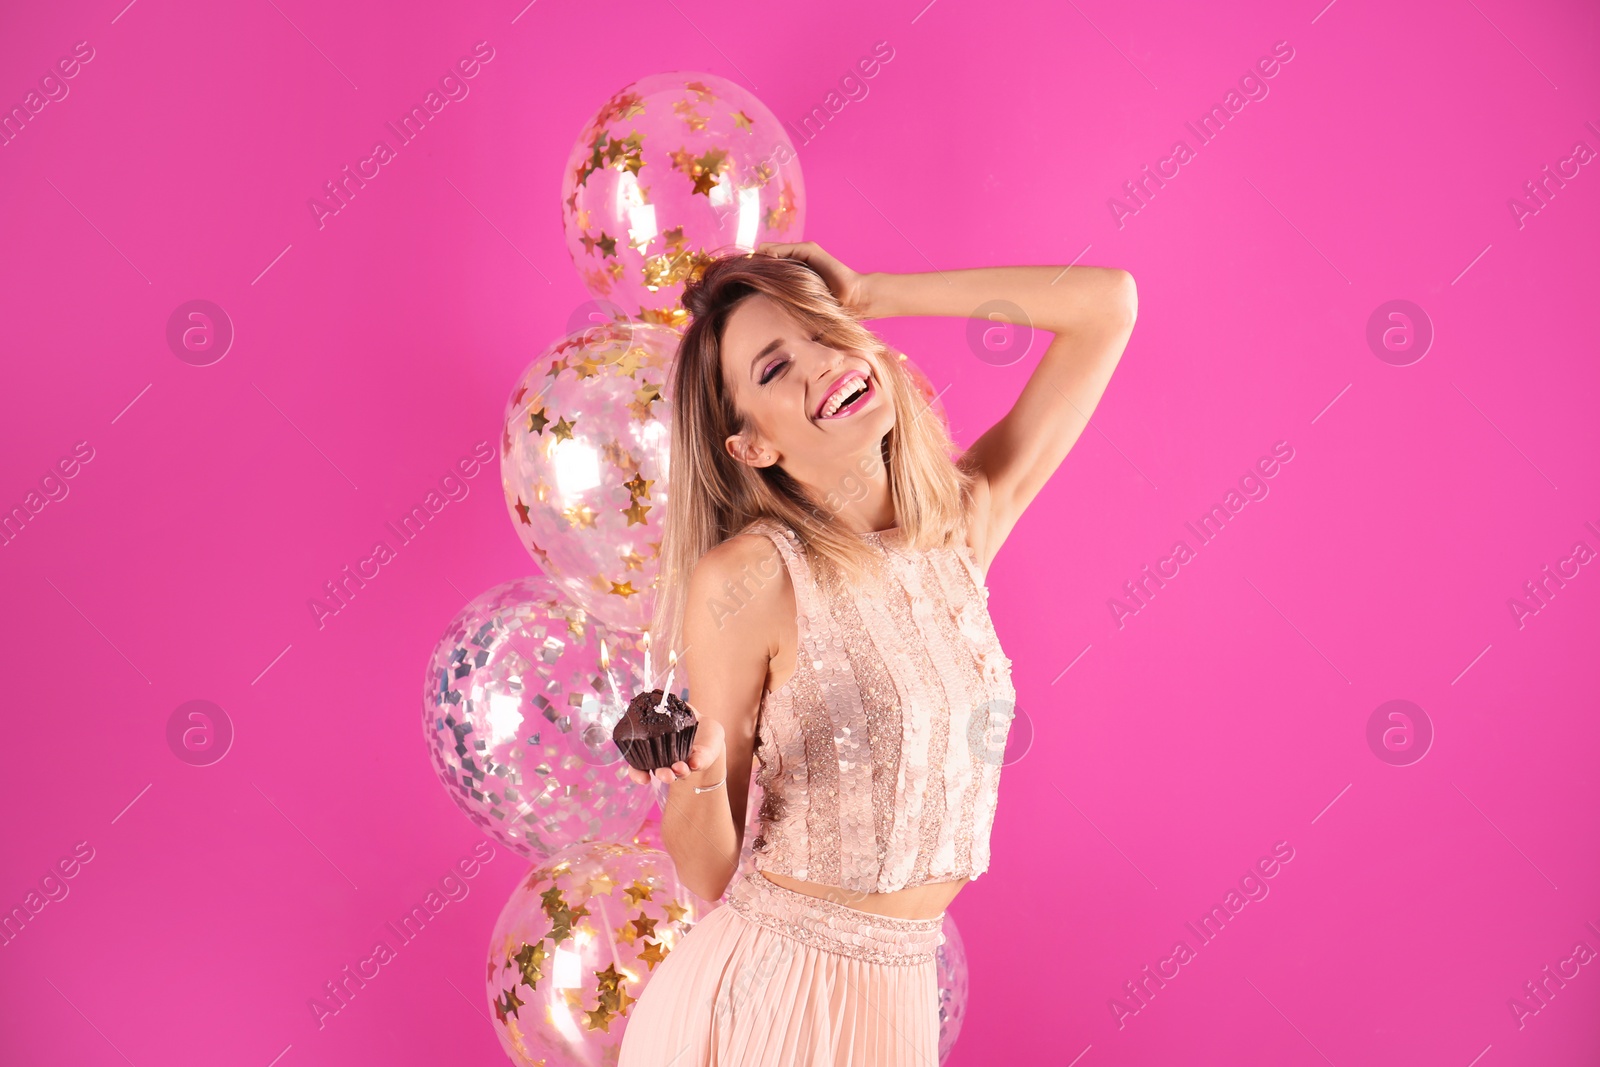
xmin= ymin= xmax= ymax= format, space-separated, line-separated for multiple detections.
xmin=719 ymin=292 xmax=895 ymax=494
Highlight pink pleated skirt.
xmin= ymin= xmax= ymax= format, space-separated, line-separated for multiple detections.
xmin=616 ymin=871 xmax=945 ymax=1067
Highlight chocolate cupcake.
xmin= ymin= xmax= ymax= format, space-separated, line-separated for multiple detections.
xmin=612 ymin=688 xmax=698 ymax=772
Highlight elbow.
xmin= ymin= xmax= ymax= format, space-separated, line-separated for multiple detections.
xmin=684 ymin=871 xmax=732 ymax=903
xmin=1070 ymin=269 xmax=1136 ymax=336
xmin=1114 ymin=269 xmax=1138 ymax=329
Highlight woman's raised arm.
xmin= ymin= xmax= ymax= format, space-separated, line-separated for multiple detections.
xmin=863 ymin=264 xmax=1138 ymax=570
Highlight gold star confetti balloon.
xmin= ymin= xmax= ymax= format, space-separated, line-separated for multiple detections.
xmin=486 ymin=841 xmax=709 ymax=1066
xmin=560 ymin=71 xmax=806 ymax=326
xmin=423 ymin=575 xmax=653 ymax=860
xmin=500 ymin=320 xmax=678 ymax=633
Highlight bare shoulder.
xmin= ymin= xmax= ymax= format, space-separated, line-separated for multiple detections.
xmin=684 ymin=529 xmax=793 ymax=660
xmin=693 ymin=528 xmax=786 ymax=594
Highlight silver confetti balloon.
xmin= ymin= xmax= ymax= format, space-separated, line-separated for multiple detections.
xmin=936 ymin=911 xmax=969 ymax=1063
xmin=423 ymin=575 xmax=653 ymax=859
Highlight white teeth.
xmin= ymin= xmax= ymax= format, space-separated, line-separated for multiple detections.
xmin=820 ymin=376 xmax=867 ymax=418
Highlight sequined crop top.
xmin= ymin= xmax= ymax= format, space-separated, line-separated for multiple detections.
xmin=737 ymin=516 xmax=1017 ymax=895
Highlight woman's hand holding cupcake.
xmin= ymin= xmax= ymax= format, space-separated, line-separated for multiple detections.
xmin=625 ymin=714 xmax=724 ymax=786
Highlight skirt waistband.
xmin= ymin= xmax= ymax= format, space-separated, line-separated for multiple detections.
xmin=724 ymin=872 xmax=945 ymax=967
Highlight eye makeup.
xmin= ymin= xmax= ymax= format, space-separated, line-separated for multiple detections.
xmin=756 ymin=333 xmax=823 ymax=386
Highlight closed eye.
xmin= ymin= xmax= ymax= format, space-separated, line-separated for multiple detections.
xmin=758 ymin=334 xmax=823 ymax=386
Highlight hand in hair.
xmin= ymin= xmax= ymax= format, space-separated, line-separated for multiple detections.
xmin=757 ymin=241 xmax=875 ymax=318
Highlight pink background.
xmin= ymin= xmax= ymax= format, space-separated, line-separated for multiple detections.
xmin=2 ymin=0 xmax=1597 ymax=1064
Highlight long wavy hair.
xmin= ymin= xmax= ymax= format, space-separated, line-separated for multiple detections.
xmin=649 ymin=250 xmax=976 ymax=659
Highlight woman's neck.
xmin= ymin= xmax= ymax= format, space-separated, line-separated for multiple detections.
xmin=814 ymin=481 xmax=895 ymax=535
xmin=795 ymin=440 xmax=895 ymax=535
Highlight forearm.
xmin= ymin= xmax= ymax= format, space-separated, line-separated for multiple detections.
xmin=658 ymin=751 xmax=740 ymax=901
xmin=862 ymin=264 xmax=1134 ymax=334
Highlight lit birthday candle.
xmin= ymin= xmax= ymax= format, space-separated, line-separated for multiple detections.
xmin=598 ymin=639 xmax=624 ymax=710
xmin=655 ymin=649 xmax=677 ymax=715
xmin=641 ymin=631 xmax=652 ymax=694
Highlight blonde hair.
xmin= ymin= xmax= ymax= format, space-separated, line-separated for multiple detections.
xmin=649 ymin=250 xmax=975 ymax=658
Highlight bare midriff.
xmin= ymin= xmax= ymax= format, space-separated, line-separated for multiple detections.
xmin=757 ymin=869 xmax=969 ymax=920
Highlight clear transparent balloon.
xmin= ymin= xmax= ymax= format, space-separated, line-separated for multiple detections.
xmin=560 ymin=71 xmax=808 ymax=327
xmin=486 ymin=841 xmax=710 ymax=1066
xmin=499 ymin=321 xmax=680 ymax=633
xmin=935 ymin=911 xmax=969 ymax=1063
xmin=423 ymin=575 xmax=653 ymax=859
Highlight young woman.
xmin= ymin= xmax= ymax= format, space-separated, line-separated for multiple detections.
xmin=616 ymin=242 xmax=1137 ymax=1065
